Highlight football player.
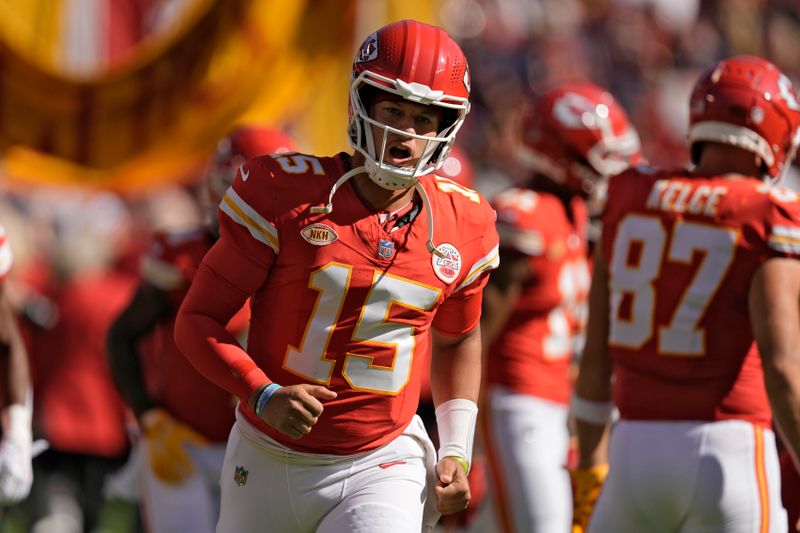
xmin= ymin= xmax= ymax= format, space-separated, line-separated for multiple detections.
xmin=106 ymin=125 xmax=294 ymax=533
xmin=480 ymin=82 xmax=641 ymax=533
xmin=574 ymin=55 xmax=800 ymax=532
xmin=174 ymin=20 xmax=499 ymax=533
xmin=0 ymin=227 xmax=34 ymax=508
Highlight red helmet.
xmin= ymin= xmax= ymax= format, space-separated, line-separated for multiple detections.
xmin=208 ymin=125 xmax=296 ymax=198
xmin=688 ymin=55 xmax=800 ymax=180
xmin=349 ymin=20 xmax=471 ymax=190
xmin=518 ymin=82 xmax=642 ymax=196
xmin=216 ymin=125 xmax=296 ymax=168
xmin=438 ymin=144 xmax=475 ymax=188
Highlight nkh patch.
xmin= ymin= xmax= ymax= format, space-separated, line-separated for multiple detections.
xmin=234 ymin=465 xmax=248 ymax=487
xmin=432 ymin=243 xmax=462 ymax=284
xmin=377 ymin=239 xmax=395 ymax=259
xmin=301 ymin=223 xmax=338 ymax=246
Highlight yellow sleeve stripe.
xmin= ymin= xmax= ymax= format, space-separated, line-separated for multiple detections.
xmin=220 ymin=188 xmax=280 ymax=254
xmin=456 ymin=245 xmax=500 ymax=291
xmin=768 ymin=237 xmax=800 ymax=253
xmin=140 ymin=256 xmax=184 ymax=290
xmin=769 ymin=234 xmax=800 ymax=244
xmin=768 ymin=226 xmax=800 ymax=253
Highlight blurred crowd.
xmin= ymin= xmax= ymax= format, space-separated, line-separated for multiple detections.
xmin=448 ymin=0 xmax=800 ymax=197
xmin=0 ymin=0 xmax=798 ymax=531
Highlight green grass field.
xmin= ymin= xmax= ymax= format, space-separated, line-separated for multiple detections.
xmin=2 ymin=499 xmax=140 ymax=533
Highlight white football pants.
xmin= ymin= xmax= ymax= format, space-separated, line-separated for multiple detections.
xmin=589 ymin=419 xmax=787 ymax=533
xmin=216 ymin=411 xmax=437 ymax=533
xmin=484 ymin=385 xmax=572 ymax=533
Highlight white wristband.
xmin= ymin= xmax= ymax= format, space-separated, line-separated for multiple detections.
xmin=435 ymin=398 xmax=478 ymax=469
xmin=571 ymin=394 xmax=615 ymax=425
xmin=4 ymin=404 xmax=32 ymax=443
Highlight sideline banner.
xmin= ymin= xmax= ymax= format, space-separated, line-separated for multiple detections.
xmin=0 ymin=0 xmax=439 ymax=191
xmin=0 ymin=0 xmax=306 ymax=192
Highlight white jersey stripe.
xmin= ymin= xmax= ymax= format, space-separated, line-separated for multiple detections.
xmin=221 ymin=187 xmax=280 ymax=253
xmin=456 ymin=245 xmax=500 ymax=291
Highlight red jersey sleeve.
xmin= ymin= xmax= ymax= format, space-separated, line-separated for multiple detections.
xmin=175 ymin=238 xmax=270 ymax=403
xmin=432 ymin=271 xmax=490 ymax=335
xmin=176 ymin=156 xmax=291 ymax=403
xmin=218 ymin=156 xmax=281 ymax=268
xmin=764 ymin=185 xmax=800 ymax=260
xmin=433 ymin=194 xmax=499 ymax=335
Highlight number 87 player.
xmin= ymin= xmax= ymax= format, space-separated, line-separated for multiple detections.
xmin=573 ymin=55 xmax=800 ymax=532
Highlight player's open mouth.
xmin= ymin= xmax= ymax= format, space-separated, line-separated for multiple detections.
xmin=388 ymin=146 xmax=413 ymax=165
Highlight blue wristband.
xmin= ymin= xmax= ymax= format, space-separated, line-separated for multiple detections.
xmin=254 ymin=383 xmax=282 ymax=418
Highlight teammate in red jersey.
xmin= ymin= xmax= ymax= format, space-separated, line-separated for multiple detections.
xmin=107 ymin=125 xmax=294 ymax=533
xmin=0 ymin=227 xmax=34 ymax=507
xmin=174 ymin=20 xmax=499 ymax=533
xmin=574 ymin=55 xmax=800 ymax=532
xmin=480 ymin=82 xmax=642 ymax=533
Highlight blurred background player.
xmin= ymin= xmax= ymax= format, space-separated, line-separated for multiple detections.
xmin=106 ymin=125 xmax=295 ymax=533
xmin=480 ymin=82 xmax=642 ymax=533
xmin=574 ymin=55 xmax=800 ymax=532
xmin=17 ymin=193 xmax=139 ymax=533
xmin=175 ymin=20 xmax=499 ymax=533
xmin=0 ymin=226 xmax=34 ymax=512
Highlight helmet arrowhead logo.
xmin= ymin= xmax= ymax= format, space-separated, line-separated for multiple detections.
xmin=356 ymin=33 xmax=379 ymax=64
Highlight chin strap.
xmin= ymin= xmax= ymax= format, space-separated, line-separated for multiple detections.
xmin=310 ymin=165 xmax=445 ymax=258
xmin=309 ymin=166 xmax=367 ymax=214
xmin=414 ymin=182 xmax=445 ymax=258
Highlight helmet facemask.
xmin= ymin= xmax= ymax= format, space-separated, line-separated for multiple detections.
xmin=348 ymin=71 xmax=469 ymax=190
xmin=585 ymin=127 xmax=642 ymax=179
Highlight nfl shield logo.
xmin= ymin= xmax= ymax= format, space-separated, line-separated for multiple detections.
xmin=234 ymin=465 xmax=248 ymax=487
xmin=377 ymin=239 xmax=395 ymax=259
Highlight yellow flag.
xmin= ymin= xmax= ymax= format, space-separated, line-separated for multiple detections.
xmin=0 ymin=0 xmax=442 ymax=191
xmin=0 ymin=0 xmax=306 ymax=191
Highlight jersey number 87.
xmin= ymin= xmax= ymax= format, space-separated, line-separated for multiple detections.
xmin=608 ymin=214 xmax=737 ymax=356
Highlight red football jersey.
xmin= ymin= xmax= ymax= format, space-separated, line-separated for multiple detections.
xmin=28 ymin=269 xmax=135 ymax=457
xmin=486 ymin=188 xmax=590 ymax=404
xmin=217 ymin=153 xmax=499 ymax=454
xmin=140 ymin=229 xmax=248 ymax=442
xmin=601 ymin=168 xmax=800 ymax=426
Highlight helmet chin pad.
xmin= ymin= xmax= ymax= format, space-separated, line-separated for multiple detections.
xmin=364 ymin=159 xmax=426 ymax=191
